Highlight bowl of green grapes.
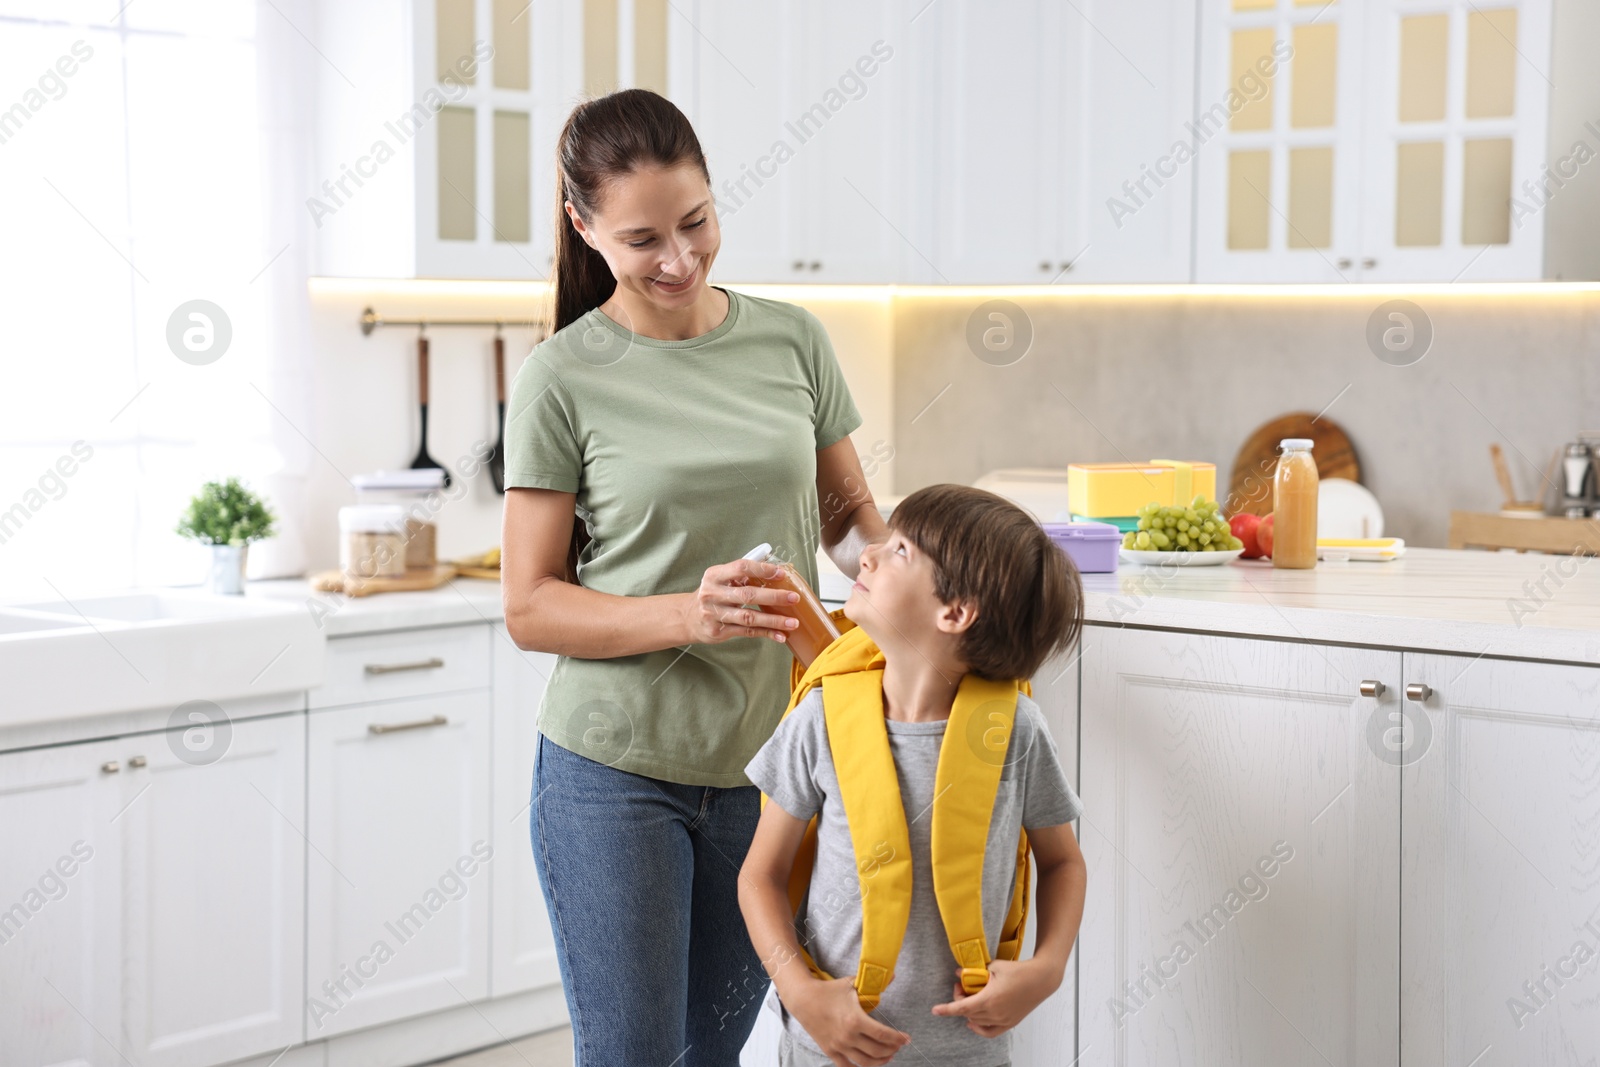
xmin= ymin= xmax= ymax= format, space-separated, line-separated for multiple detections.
xmin=1120 ymin=497 xmax=1244 ymax=566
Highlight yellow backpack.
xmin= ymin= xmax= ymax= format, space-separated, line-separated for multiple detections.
xmin=762 ymin=608 xmax=1033 ymax=1012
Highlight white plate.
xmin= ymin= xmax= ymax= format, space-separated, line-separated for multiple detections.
xmin=1120 ymin=548 xmax=1243 ymax=567
xmin=1318 ymin=478 xmax=1384 ymax=540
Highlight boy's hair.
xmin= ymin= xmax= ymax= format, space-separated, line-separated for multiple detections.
xmin=888 ymin=484 xmax=1084 ymax=681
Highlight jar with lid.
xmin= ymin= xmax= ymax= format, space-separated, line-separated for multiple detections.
xmin=340 ymin=505 xmax=408 ymax=580
xmin=1272 ymin=438 xmax=1319 ymax=570
xmin=352 ymin=470 xmax=442 ymax=570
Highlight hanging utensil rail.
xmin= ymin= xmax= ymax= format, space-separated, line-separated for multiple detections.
xmin=359 ymin=306 xmax=547 ymax=336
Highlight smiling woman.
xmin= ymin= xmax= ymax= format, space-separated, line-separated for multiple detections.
xmin=497 ymin=88 xmax=889 ymax=1066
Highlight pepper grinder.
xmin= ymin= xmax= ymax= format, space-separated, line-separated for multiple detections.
xmin=1563 ymin=441 xmax=1593 ymax=518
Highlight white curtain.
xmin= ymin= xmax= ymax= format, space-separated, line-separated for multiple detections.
xmin=0 ymin=0 xmax=318 ymax=599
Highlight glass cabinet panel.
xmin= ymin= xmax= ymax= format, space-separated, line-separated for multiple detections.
xmin=1395 ymin=141 xmax=1445 ymax=246
xmin=493 ymin=110 xmax=531 ymax=244
xmin=436 ymin=0 xmax=475 ymax=83
xmin=1291 ymin=22 xmax=1338 ymax=128
xmin=1465 ymin=7 xmax=1517 ymax=118
xmin=1228 ymin=150 xmax=1272 ymax=249
xmin=493 ymin=0 xmax=530 ymax=90
xmin=1398 ymin=14 xmax=1448 ymax=123
xmin=1288 ymin=146 xmax=1334 ymax=247
xmin=438 ymin=106 xmax=477 ymax=241
xmin=1461 ymin=137 xmax=1513 ymax=243
xmin=1230 ymin=28 xmax=1278 ymax=131
xmin=635 ymin=0 xmax=668 ymax=95
xmin=585 ymin=0 xmax=618 ymax=95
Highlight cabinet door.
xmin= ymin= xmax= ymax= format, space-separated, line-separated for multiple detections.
xmin=1010 ymin=643 xmax=1082 ymax=1067
xmin=489 ymin=627 xmax=561 ymax=996
xmin=306 ymin=691 xmax=492 ymax=1038
xmin=119 ymin=714 xmax=306 ymax=1067
xmin=687 ymin=0 xmax=805 ymax=282
xmin=1358 ymin=0 xmax=1551 ymax=281
xmin=1401 ymin=653 xmax=1600 ymax=1064
xmin=0 ymin=739 xmax=121 ymax=1067
xmin=791 ymin=1 xmax=910 ymax=284
xmin=1195 ymin=0 xmax=1367 ymax=281
xmin=1079 ymin=626 xmax=1400 ymax=1065
xmin=917 ymin=0 xmax=1067 ymax=284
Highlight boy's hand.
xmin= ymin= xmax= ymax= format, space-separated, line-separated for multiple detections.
xmin=930 ymin=958 xmax=1062 ymax=1038
xmin=787 ymin=974 xmax=912 ymax=1066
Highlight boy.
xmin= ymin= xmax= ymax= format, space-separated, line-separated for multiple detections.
xmin=740 ymin=484 xmax=1089 ymax=1067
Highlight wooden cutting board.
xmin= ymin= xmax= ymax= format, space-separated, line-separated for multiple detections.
xmin=1228 ymin=412 xmax=1361 ymax=517
xmin=309 ymin=564 xmax=458 ymax=596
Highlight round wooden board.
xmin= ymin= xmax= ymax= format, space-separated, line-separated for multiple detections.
xmin=1227 ymin=412 xmax=1360 ymax=517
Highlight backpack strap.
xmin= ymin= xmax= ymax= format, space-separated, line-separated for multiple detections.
xmin=932 ymin=674 xmax=1023 ymax=994
xmin=819 ymin=669 xmax=912 ymax=1011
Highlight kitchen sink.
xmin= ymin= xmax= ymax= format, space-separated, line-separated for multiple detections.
xmin=14 ymin=590 xmax=283 ymax=624
xmin=0 ymin=587 xmax=326 ymax=728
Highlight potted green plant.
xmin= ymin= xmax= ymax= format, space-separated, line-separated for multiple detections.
xmin=175 ymin=477 xmax=277 ymax=595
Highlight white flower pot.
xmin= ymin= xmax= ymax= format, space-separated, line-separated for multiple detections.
xmin=209 ymin=543 xmax=249 ymax=595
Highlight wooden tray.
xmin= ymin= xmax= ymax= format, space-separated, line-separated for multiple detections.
xmin=309 ymin=564 xmax=458 ymax=596
xmin=1448 ymin=511 xmax=1600 ymax=554
xmin=1228 ymin=412 xmax=1360 ymax=516
xmin=453 ymin=566 xmax=501 ymax=581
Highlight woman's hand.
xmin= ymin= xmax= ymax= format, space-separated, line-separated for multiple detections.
xmin=683 ymin=556 xmax=802 ymax=646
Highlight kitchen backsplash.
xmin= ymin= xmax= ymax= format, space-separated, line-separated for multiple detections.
xmin=891 ymin=288 xmax=1600 ymax=548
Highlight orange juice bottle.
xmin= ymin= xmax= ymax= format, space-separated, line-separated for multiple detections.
xmin=744 ymin=543 xmax=841 ymax=667
xmin=1272 ymin=439 xmax=1319 ymax=569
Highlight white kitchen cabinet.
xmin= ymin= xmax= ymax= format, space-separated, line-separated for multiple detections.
xmin=0 ymin=715 xmax=305 ymax=1067
xmin=913 ymin=0 xmax=1197 ymax=284
xmin=688 ymin=0 xmax=910 ymax=284
xmin=0 ymin=738 xmax=122 ymax=1067
xmin=1400 ymin=652 xmax=1600 ymax=1065
xmin=306 ymin=688 xmax=493 ymax=1039
xmin=1078 ymin=625 xmax=1400 ymax=1066
xmin=313 ymin=0 xmax=585 ymax=279
xmin=119 ymin=714 xmax=307 ymax=1067
xmin=1194 ymin=0 xmax=1597 ymax=282
xmin=489 ymin=625 xmax=561 ymax=996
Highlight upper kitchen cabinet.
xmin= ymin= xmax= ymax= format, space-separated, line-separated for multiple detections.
xmin=1197 ymin=0 xmax=1599 ymax=282
xmin=314 ymin=0 xmax=683 ymax=280
xmin=909 ymin=0 xmax=1197 ymax=284
xmin=685 ymin=1 xmax=911 ymax=283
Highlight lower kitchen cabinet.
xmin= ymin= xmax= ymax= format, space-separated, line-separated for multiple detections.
xmin=489 ymin=624 xmax=561 ymax=997
xmin=0 ymin=714 xmax=305 ymax=1067
xmin=1401 ymin=652 xmax=1600 ymax=1065
xmin=306 ymin=690 xmax=492 ymax=1040
xmin=1078 ymin=625 xmax=1401 ymax=1066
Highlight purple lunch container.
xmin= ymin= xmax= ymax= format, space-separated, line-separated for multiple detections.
xmin=1042 ymin=521 xmax=1122 ymax=574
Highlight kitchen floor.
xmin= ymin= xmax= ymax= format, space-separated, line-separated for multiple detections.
xmin=430 ymin=1027 xmax=573 ymax=1067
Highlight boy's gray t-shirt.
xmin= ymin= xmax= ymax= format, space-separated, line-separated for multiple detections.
xmin=745 ymin=686 xmax=1083 ymax=1067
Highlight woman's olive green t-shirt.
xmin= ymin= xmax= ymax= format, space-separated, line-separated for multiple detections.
xmin=504 ymin=288 xmax=863 ymax=787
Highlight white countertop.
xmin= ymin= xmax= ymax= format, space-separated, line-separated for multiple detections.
xmin=252 ymin=546 xmax=1600 ymax=666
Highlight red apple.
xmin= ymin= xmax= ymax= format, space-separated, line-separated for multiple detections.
xmin=1229 ymin=512 xmax=1264 ymax=558
xmin=1257 ymin=513 xmax=1276 ymax=558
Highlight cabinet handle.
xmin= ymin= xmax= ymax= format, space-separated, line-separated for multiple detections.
xmin=1058 ymin=260 xmax=1074 ymax=273
xmin=368 ymin=715 xmax=449 ymax=736
xmin=808 ymin=260 xmax=821 ymax=271
xmin=1039 ymin=260 xmax=1052 ymax=272
xmin=128 ymin=755 xmax=147 ymax=768
xmin=1405 ymin=683 xmax=1432 ymax=703
xmin=1363 ymin=257 xmax=1377 ymax=269
xmin=1359 ymin=680 xmax=1386 ymax=698
xmin=1337 ymin=257 xmax=1353 ymax=270
xmin=364 ymin=657 xmax=445 ymax=676
xmin=792 ymin=260 xmax=805 ymax=271
xmin=101 ymin=760 xmax=120 ymax=774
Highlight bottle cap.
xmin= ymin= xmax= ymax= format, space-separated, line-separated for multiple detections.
xmin=742 ymin=543 xmax=773 ymax=562
xmin=1280 ymin=438 xmax=1315 ymax=450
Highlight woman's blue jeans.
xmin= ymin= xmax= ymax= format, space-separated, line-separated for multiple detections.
xmin=531 ymin=732 xmax=771 ymax=1066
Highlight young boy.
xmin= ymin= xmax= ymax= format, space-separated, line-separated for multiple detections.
xmin=740 ymin=484 xmax=1089 ymax=1067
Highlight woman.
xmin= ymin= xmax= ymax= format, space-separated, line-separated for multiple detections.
xmin=501 ymin=89 xmax=889 ymax=1066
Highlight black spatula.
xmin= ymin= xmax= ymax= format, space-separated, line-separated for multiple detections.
xmin=411 ymin=331 xmax=450 ymax=487
xmin=487 ymin=331 xmax=506 ymax=493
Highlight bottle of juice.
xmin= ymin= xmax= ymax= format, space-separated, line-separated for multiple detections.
xmin=1272 ymin=439 xmax=1319 ymax=570
xmin=743 ymin=543 xmax=841 ymax=667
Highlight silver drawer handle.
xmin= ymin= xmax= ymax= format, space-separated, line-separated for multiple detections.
xmin=364 ymin=657 xmax=445 ymax=676
xmin=1359 ymin=680 xmax=1386 ymax=698
xmin=368 ymin=715 xmax=448 ymax=735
